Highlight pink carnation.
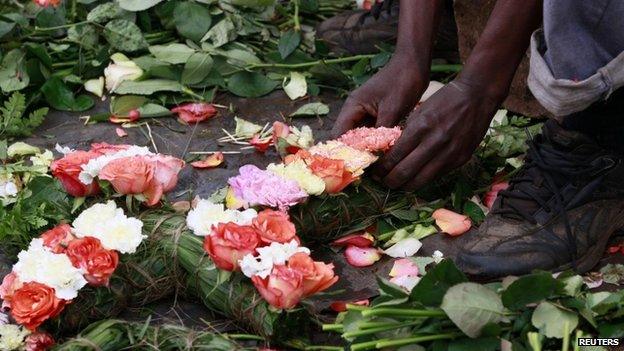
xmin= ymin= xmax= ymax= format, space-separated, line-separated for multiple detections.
xmin=228 ymin=165 xmax=307 ymax=210
xmin=338 ymin=126 xmax=402 ymax=152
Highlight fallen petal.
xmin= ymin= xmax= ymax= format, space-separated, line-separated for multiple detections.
xmin=329 ymin=299 xmax=369 ymax=312
xmin=483 ymin=180 xmax=510 ymax=209
xmin=389 ymin=258 xmax=419 ymax=277
xmin=250 ymin=134 xmax=273 ymax=153
xmin=332 ymin=233 xmax=375 ymax=248
xmin=390 ymin=275 xmax=421 ymax=292
xmin=191 ymin=152 xmax=224 ymax=169
xmin=344 ymin=245 xmax=381 ymax=267
xmin=115 ymin=128 xmax=128 ymax=137
xmin=432 ymin=208 xmax=472 ymax=236
xmin=384 ymin=238 xmax=422 ymax=258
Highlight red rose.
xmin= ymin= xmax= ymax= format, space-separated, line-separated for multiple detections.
xmin=171 ymin=103 xmax=217 ymax=124
xmin=11 ymin=282 xmax=66 ymax=331
xmin=288 ymin=252 xmax=338 ymax=296
xmin=251 ymin=265 xmax=305 ymax=309
xmin=65 ymin=237 xmax=119 ymax=286
xmin=25 ymin=332 xmax=55 ymax=351
xmin=203 ymin=223 xmax=260 ymax=271
xmin=50 ymin=151 xmax=100 ymax=197
xmin=40 ymin=224 xmax=75 ymax=254
xmin=252 ymin=209 xmax=298 ymax=244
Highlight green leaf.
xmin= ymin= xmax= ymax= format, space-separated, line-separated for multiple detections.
xmin=224 ymin=49 xmax=261 ymax=67
xmin=118 ymin=0 xmax=165 ymax=11
xmin=389 ymin=209 xmax=421 ymax=221
xmin=502 ymin=272 xmax=558 ymax=310
xmin=67 ymin=24 xmax=99 ymax=49
xmin=441 ymin=282 xmax=505 ymax=338
xmin=531 ymin=301 xmax=578 ymax=338
xmin=174 ymin=2 xmax=212 ymax=42
xmin=41 ymin=77 xmax=94 ymax=112
xmin=600 ymin=263 xmax=624 ymax=285
xmin=283 ymin=71 xmax=307 ymax=100
xmin=410 ymin=259 xmax=468 ymax=306
xmin=138 ymin=103 xmax=171 ymax=118
xmin=290 ymin=102 xmax=329 ymax=117
xmin=371 ymin=52 xmax=391 ymax=68
xmin=149 ymin=43 xmax=196 ymax=64
xmin=182 ymin=52 xmax=214 ymax=85
xmin=201 ymin=17 xmax=237 ymax=47
xmin=278 ymin=30 xmax=301 ymax=59
xmin=448 ymin=337 xmax=499 ymax=351
xmin=463 ymin=201 xmax=485 ymax=224
xmin=104 ymin=19 xmax=148 ymax=52
xmin=110 ymin=95 xmax=148 ymax=116
xmin=87 ymin=2 xmax=128 ymax=23
xmin=114 ymin=79 xmax=184 ymax=95
xmin=0 ymin=49 xmax=29 ymax=92
xmin=227 ymin=71 xmax=277 ymax=98
xmin=229 ymin=0 xmax=275 ymax=6
xmin=0 ymin=92 xmax=45 ymax=138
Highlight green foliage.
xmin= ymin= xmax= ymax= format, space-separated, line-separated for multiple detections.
xmin=0 ymin=92 xmax=48 ymax=138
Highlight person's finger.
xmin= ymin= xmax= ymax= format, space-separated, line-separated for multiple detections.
xmin=381 ymin=138 xmax=437 ymax=189
xmin=371 ymin=113 xmax=427 ymax=179
xmin=331 ymin=101 xmax=369 ymax=138
xmin=375 ymin=104 xmax=402 ymax=128
xmin=401 ymin=155 xmax=455 ymax=191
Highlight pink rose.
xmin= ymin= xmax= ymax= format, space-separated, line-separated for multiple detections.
xmin=251 ymin=265 xmax=305 ymax=309
xmin=33 ymin=0 xmax=60 ymax=7
xmin=99 ymin=156 xmax=154 ymax=195
xmin=0 ymin=272 xmax=23 ymax=310
xmin=89 ymin=143 xmax=130 ymax=155
xmin=51 ymin=151 xmax=101 ymax=197
xmin=252 ymin=209 xmax=298 ymax=244
xmin=25 ymin=332 xmax=55 ymax=351
xmin=288 ymin=252 xmax=338 ymax=297
xmin=147 ymin=154 xmax=185 ymax=193
xmin=203 ymin=223 xmax=260 ymax=271
xmin=40 ymin=224 xmax=75 ymax=254
xmin=171 ymin=103 xmax=217 ymax=124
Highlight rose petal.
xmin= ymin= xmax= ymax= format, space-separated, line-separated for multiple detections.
xmin=389 ymin=258 xmax=419 ymax=277
xmin=432 ymin=208 xmax=472 ymax=236
xmin=384 ymin=238 xmax=422 ymax=258
xmin=344 ymin=246 xmax=381 ymax=267
xmin=191 ymin=152 xmax=224 ymax=169
xmin=483 ymin=180 xmax=510 ymax=209
xmin=332 ymin=233 xmax=375 ymax=248
xmin=250 ymin=134 xmax=272 ymax=153
xmin=389 ymin=275 xmax=421 ymax=292
xmin=329 ymin=299 xmax=369 ymax=312
xmin=115 ymin=128 xmax=128 ymax=137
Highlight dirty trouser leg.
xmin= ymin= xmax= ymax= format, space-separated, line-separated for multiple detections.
xmin=528 ymin=0 xmax=624 ymax=153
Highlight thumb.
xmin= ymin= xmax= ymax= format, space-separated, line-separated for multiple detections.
xmin=331 ymin=101 xmax=368 ymax=138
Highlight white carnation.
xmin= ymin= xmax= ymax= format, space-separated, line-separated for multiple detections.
xmin=0 ymin=312 xmax=8 ymax=326
xmin=0 ymin=324 xmax=29 ymax=351
xmin=239 ymin=240 xmax=310 ymax=278
xmin=239 ymin=254 xmax=274 ymax=279
xmin=73 ymin=201 xmax=123 ymax=238
xmin=432 ymin=250 xmax=444 ymax=263
xmin=55 ymin=143 xmax=75 ymax=155
xmin=14 ymin=239 xmax=87 ymax=300
xmin=186 ymin=199 xmax=257 ymax=236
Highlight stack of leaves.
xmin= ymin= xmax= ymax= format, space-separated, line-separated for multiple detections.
xmin=55 ymin=319 xmax=259 ymax=351
xmin=324 ymin=260 xmax=624 ymax=351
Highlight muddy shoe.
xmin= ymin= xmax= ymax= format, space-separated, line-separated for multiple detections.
xmin=316 ymin=0 xmax=459 ymax=61
xmin=456 ymin=120 xmax=624 ymax=278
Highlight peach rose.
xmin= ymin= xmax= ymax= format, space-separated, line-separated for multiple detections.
xmin=25 ymin=332 xmax=55 ymax=351
xmin=251 ymin=265 xmax=305 ymax=309
xmin=89 ymin=143 xmax=130 ymax=155
xmin=11 ymin=282 xmax=66 ymax=331
xmin=148 ymin=154 xmax=185 ymax=193
xmin=307 ymin=155 xmax=356 ymax=194
xmin=252 ymin=209 xmax=298 ymax=244
xmin=99 ymin=156 xmax=154 ymax=195
xmin=65 ymin=237 xmax=119 ymax=286
xmin=288 ymin=252 xmax=338 ymax=296
xmin=171 ymin=103 xmax=217 ymax=124
xmin=40 ymin=224 xmax=75 ymax=254
xmin=0 ymin=271 xmax=23 ymax=310
xmin=50 ymin=151 xmax=101 ymax=197
xmin=203 ymin=223 xmax=260 ymax=271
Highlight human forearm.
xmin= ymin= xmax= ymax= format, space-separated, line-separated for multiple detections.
xmin=459 ymin=0 xmax=542 ymax=101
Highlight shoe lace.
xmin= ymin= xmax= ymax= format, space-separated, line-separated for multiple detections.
xmin=493 ymin=132 xmax=611 ymax=263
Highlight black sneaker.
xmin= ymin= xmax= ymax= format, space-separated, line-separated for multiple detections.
xmin=455 ymin=120 xmax=624 ymax=278
xmin=316 ymin=0 xmax=459 ymax=62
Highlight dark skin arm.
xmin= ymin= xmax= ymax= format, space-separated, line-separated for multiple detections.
xmin=334 ymin=0 xmax=542 ymax=190
xmin=331 ymin=0 xmax=443 ymax=135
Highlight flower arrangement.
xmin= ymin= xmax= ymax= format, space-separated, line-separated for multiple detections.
xmin=51 ymin=143 xmax=184 ymax=206
xmin=0 ymin=202 xmax=146 ymax=334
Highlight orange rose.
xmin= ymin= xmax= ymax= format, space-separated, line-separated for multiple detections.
xmin=40 ymin=224 xmax=75 ymax=254
xmin=11 ymin=282 xmax=66 ymax=331
xmin=99 ymin=156 xmax=154 ymax=195
xmin=50 ymin=151 xmax=101 ymax=197
xmin=0 ymin=271 xmax=23 ymax=310
xmin=251 ymin=265 xmax=305 ymax=309
xmin=307 ymin=155 xmax=356 ymax=194
xmin=65 ymin=237 xmax=119 ymax=286
xmin=203 ymin=223 xmax=260 ymax=271
xmin=252 ymin=209 xmax=298 ymax=244
xmin=25 ymin=332 xmax=55 ymax=351
xmin=288 ymin=252 xmax=338 ymax=296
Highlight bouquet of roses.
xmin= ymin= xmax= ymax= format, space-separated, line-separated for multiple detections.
xmin=51 ymin=143 xmax=184 ymax=206
xmin=0 ymin=201 xmax=146 ymax=337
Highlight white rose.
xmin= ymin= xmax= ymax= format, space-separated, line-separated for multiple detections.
xmin=73 ymin=201 xmax=123 ymax=238
xmin=104 ymin=53 xmax=143 ymax=93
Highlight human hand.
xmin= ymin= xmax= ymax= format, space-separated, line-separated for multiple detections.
xmin=372 ymin=78 xmax=502 ymax=190
xmin=331 ymin=55 xmax=429 ymax=137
